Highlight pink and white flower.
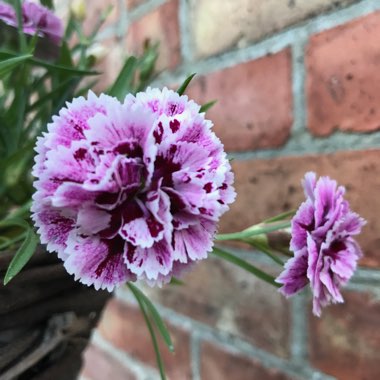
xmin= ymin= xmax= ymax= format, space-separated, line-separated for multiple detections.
xmin=276 ymin=172 xmax=365 ymax=316
xmin=32 ymin=88 xmax=235 ymax=291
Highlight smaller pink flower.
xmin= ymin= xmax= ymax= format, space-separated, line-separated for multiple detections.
xmin=0 ymin=1 xmax=63 ymax=44
xmin=0 ymin=1 xmax=17 ymax=27
xmin=22 ymin=1 xmax=63 ymax=44
xmin=276 ymin=172 xmax=366 ymax=316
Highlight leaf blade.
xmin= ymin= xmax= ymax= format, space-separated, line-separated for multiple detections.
xmin=199 ymin=100 xmax=217 ymax=113
xmin=128 ymin=283 xmax=167 ymax=380
xmin=4 ymin=227 xmax=38 ymax=285
xmin=212 ymin=247 xmax=280 ymax=287
xmin=128 ymin=282 xmax=174 ymax=352
xmin=108 ymin=56 xmax=137 ymax=100
xmin=0 ymin=54 xmax=32 ymax=78
xmin=176 ymin=73 xmax=196 ymax=96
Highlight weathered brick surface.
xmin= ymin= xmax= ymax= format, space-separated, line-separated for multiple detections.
xmin=307 ymin=12 xmax=380 ymax=136
xmin=82 ymin=0 xmax=119 ymax=36
xmin=126 ymin=0 xmax=181 ymax=71
xmin=93 ymin=40 xmax=125 ymax=91
xmin=222 ymin=150 xmax=380 ymax=267
xmin=190 ymin=0 xmax=357 ymax=58
xmin=98 ymin=298 xmax=192 ymax=379
xmin=81 ymin=344 xmax=137 ymax=380
xmin=201 ymin=342 xmax=292 ymax=380
xmin=310 ymin=290 xmax=380 ymax=380
xmin=187 ymin=50 xmax=293 ymax=152
xmin=126 ymin=0 xmax=146 ymax=10
xmin=146 ymin=257 xmax=290 ymax=358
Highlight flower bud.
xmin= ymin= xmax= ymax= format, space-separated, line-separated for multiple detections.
xmin=71 ymin=0 xmax=86 ymax=21
xmin=86 ymin=43 xmax=107 ymax=63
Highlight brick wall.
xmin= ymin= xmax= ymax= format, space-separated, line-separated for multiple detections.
xmin=79 ymin=1 xmax=380 ymax=379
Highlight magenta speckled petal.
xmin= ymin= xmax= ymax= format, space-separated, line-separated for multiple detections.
xmin=32 ymin=89 xmax=235 ymax=290
xmin=277 ymin=172 xmax=365 ymax=316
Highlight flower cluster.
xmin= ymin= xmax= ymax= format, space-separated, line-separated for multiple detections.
xmin=0 ymin=0 xmax=62 ymax=44
xmin=32 ymin=88 xmax=235 ymax=290
xmin=276 ymin=172 xmax=365 ymax=316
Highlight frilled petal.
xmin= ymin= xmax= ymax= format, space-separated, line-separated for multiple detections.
xmin=31 ymin=206 xmax=75 ymax=259
xmin=290 ymin=200 xmax=314 ymax=252
xmin=64 ymin=234 xmax=134 ymax=291
xmin=173 ymin=219 xmax=216 ymax=262
xmin=302 ymin=171 xmax=316 ymax=201
xmin=124 ymin=239 xmax=173 ymax=280
xmin=276 ymin=248 xmax=308 ymax=296
xmin=51 ymin=182 xmax=96 ymax=208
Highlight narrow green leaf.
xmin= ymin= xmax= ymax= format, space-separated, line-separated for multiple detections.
xmin=216 ymin=221 xmax=291 ymax=241
xmin=199 ymin=100 xmax=217 ymax=113
xmin=246 ymin=239 xmax=284 ymax=266
xmin=176 ymin=73 xmax=196 ymax=96
xmin=27 ymin=77 xmax=74 ymax=111
xmin=128 ymin=283 xmax=167 ymax=380
xmin=4 ymin=228 xmax=38 ymax=285
xmin=0 ymin=54 xmax=32 ymax=78
xmin=108 ymin=56 xmax=137 ymax=100
xmin=212 ymin=247 xmax=280 ymax=287
xmin=0 ymin=233 xmax=26 ymax=251
xmin=128 ymin=282 xmax=174 ymax=352
xmin=264 ymin=210 xmax=296 ymax=223
xmin=0 ymin=51 xmax=98 ymax=76
xmin=0 ymin=217 xmax=29 ymax=230
xmin=14 ymin=0 xmax=27 ymax=52
xmin=30 ymin=57 xmax=99 ymax=76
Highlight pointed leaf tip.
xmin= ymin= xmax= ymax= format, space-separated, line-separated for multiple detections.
xmin=176 ymin=73 xmax=196 ymax=96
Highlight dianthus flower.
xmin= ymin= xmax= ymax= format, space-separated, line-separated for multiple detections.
xmin=32 ymin=88 xmax=235 ymax=290
xmin=22 ymin=1 xmax=63 ymax=44
xmin=0 ymin=1 xmax=16 ymax=27
xmin=0 ymin=1 xmax=62 ymax=44
xmin=276 ymin=172 xmax=365 ymax=316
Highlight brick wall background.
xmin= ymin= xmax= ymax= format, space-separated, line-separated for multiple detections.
xmin=76 ymin=0 xmax=380 ymax=379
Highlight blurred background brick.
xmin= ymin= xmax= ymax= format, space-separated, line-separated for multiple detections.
xmin=307 ymin=12 xmax=380 ymax=136
xmin=200 ymin=342 xmax=292 ymax=380
xmin=189 ymin=0 xmax=357 ymax=58
xmin=187 ymin=49 xmax=293 ymax=152
xmin=309 ymin=290 xmax=380 ymax=379
xmin=126 ymin=0 xmax=181 ymax=71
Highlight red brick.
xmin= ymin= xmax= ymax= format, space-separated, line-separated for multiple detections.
xmin=126 ymin=0 xmax=146 ymax=10
xmin=201 ymin=342 xmax=292 ymax=380
xmin=93 ymin=39 xmax=125 ymax=92
xmin=146 ymin=257 xmax=290 ymax=358
xmin=126 ymin=0 xmax=181 ymax=71
xmin=190 ymin=0 xmax=357 ymax=58
xmin=82 ymin=0 xmax=119 ymax=36
xmin=186 ymin=50 xmax=293 ymax=152
xmin=81 ymin=344 xmax=137 ymax=380
xmin=98 ymin=298 xmax=192 ymax=379
xmin=310 ymin=290 xmax=380 ymax=380
xmin=222 ymin=150 xmax=380 ymax=267
xmin=307 ymin=12 xmax=380 ymax=136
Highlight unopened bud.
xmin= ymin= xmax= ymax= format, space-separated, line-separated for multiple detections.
xmin=86 ymin=43 xmax=107 ymax=63
xmin=71 ymin=0 xmax=86 ymax=21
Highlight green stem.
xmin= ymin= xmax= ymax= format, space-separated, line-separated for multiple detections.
xmin=216 ymin=221 xmax=291 ymax=241
xmin=212 ymin=247 xmax=280 ymax=288
xmin=128 ymin=283 xmax=167 ymax=380
xmin=244 ymin=238 xmax=284 ymax=266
